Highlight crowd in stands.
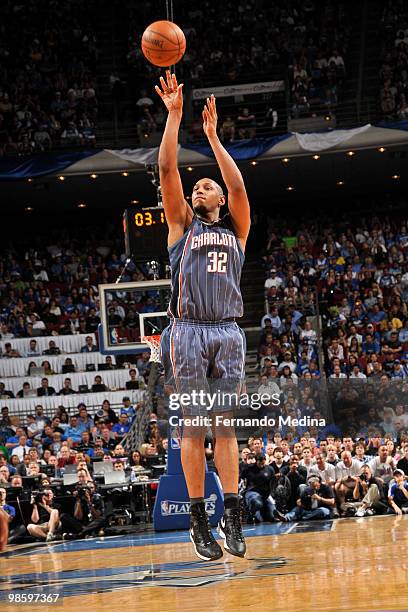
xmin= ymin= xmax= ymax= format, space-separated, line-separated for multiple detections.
xmin=286 ymin=2 xmax=349 ymax=120
xmin=259 ymin=207 xmax=408 ymax=441
xmin=379 ymin=0 xmax=408 ymax=120
xmin=238 ymin=433 xmax=408 ymax=522
xmin=0 ymin=400 xmax=168 ymax=543
xmin=0 ymin=0 xmax=98 ymax=156
xmin=0 ymin=225 xmax=163 ymax=344
xmin=126 ymin=0 xmax=351 ymax=143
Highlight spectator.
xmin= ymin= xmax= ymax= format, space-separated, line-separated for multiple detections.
xmin=91 ymin=375 xmax=108 ymax=393
xmin=388 ymin=469 xmax=408 ymax=515
xmin=351 ymin=465 xmax=387 ymax=517
xmin=37 ymin=378 xmax=57 ymax=397
xmin=81 ymin=336 xmax=98 ymax=352
xmin=241 ymin=453 xmax=285 ymax=522
xmin=309 ymin=451 xmax=336 ymax=486
xmin=65 ymin=417 xmax=84 ymax=445
xmin=334 ymin=451 xmax=362 ymax=511
xmin=120 ymin=397 xmax=137 ymax=421
xmin=236 ymin=108 xmax=256 ymax=139
xmin=27 ymin=489 xmax=61 ymax=542
xmin=284 ymin=476 xmax=334 ymax=522
xmin=125 ymin=368 xmax=141 ymax=390
xmin=11 ymin=436 xmax=32 ymax=461
xmin=368 ymin=445 xmax=396 ymax=485
xmin=112 ymin=414 xmax=131 ymax=441
xmin=59 ymin=378 xmax=76 ymax=395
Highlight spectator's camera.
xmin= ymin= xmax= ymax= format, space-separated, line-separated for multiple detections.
xmin=359 ymin=474 xmax=367 ymax=481
xmin=76 ymin=486 xmax=90 ymax=499
xmin=96 ymin=408 xmax=105 ymax=418
xmin=31 ymin=491 xmax=44 ymax=505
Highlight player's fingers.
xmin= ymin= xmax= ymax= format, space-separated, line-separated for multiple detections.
xmin=172 ymin=73 xmax=178 ymax=89
xmin=155 ymin=85 xmax=164 ymax=98
xmin=160 ymin=76 xmax=169 ymax=93
xmin=206 ymin=99 xmax=215 ymax=119
xmin=165 ymin=69 xmax=172 ymax=88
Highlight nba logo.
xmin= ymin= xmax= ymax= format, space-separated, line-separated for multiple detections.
xmin=109 ymin=328 xmax=119 ymax=344
xmin=170 ymin=425 xmax=180 ymax=449
xmin=171 ymin=436 xmax=180 ymax=450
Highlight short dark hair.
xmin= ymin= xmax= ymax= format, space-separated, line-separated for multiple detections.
xmin=255 ymin=453 xmax=266 ymax=461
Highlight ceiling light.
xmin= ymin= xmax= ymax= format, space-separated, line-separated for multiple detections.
xmin=78 ymin=203 xmax=87 ymax=208
xmin=90 ymin=173 xmax=98 ymax=179
xmin=24 ymin=206 xmax=33 ymax=211
xmin=121 ymin=171 xmax=129 ymax=177
xmin=187 ymin=166 xmax=194 ymax=172
xmin=251 ymin=161 xmax=258 ymax=166
xmin=336 ymin=180 xmax=344 ymax=186
xmin=325 ymin=115 xmax=331 ymax=121
xmin=312 ymin=155 xmax=320 ymax=160
xmin=347 ymin=151 xmax=355 ymax=156
xmin=392 ymin=174 xmax=400 ymax=180
xmin=378 ymin=147 xmax=386 ymax=153
xmin=58 ymin=175 xmax=65 ymax=181
xmin=286 ymin=186 xmax=294 ymax=191
xmin=282 ymin=157 xmax=290 ymax=163
xmin=27 ymin=178 xmax=33 ymax=183
xmin=130 ymin=199 xmax=139 ymax=204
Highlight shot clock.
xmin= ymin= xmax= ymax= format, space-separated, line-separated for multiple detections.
xmin=123 ymin=206 xmax=169 ymax=260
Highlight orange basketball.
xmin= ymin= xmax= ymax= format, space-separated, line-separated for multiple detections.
xmin=141 ymin=20 xmax=186 ymax=67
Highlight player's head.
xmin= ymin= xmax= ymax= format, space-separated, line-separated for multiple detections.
xmin=192 ymin=178 xmax=225 ymax=218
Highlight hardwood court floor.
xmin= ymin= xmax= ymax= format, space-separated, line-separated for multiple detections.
xmin=0 ymin=515 xmax=407 ymax=612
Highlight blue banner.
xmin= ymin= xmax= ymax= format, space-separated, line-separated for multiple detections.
xmin=183 ymin=134 xmax=292 ymax=160
xmin=0 ymin=151 xmax=98 ymax=180
xmin=375 ymin=119 xmax=408 ymax=131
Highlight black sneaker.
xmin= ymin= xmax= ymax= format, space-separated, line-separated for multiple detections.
xmin=190 ymin=503 xmax=223 ymax=561
xmin=218 ymin=508 xmax=246 ymax=558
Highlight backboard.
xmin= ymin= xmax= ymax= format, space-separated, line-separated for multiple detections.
xmin=98 ymin=279 xmax=171 ymax=355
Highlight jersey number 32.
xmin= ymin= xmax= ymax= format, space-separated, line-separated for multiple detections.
xmin=207 ymin=251 xmax=228 ymax=273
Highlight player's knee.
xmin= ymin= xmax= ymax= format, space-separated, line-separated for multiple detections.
xmin=181 ymin=424 xmax=207 ymax=440
xmin=212 ymin=412 xmax=236 ymax=438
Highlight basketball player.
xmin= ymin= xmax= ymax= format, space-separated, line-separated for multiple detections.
xmin=156 ymin=71 xmax=250 ymax=560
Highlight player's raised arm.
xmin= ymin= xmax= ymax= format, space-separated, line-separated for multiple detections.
xmin=155 ymin=71 xmax=193 ymax=245
xmin=202 ymin=95 xmax=251 ymax=249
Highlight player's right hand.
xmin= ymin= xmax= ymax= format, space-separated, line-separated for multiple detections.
xmin=155 ymin=70 xmax=183 ymax=113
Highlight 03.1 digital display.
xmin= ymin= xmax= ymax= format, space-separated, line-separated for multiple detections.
xmin=123 ymin=207 xmax=169 ymax=260
xmin=133 ymin=210 xmax=166 ymax=226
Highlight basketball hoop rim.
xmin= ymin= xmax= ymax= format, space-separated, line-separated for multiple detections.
xmin=141 ymin=334 xmax=162 ymax=363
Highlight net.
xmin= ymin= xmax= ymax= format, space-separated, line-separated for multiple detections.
xmin=141 ymin=334 xmax=162 ymax=363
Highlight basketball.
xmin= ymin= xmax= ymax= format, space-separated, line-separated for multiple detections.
xmin=141 ymin=20 xmax=186 ymax=67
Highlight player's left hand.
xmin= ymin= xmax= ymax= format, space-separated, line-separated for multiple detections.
xmin=202 ymin=94 xmax=218 ymax=139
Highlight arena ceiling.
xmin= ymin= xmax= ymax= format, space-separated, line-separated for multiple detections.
xmin=4 ymin=144 xmax=408 ymax=219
